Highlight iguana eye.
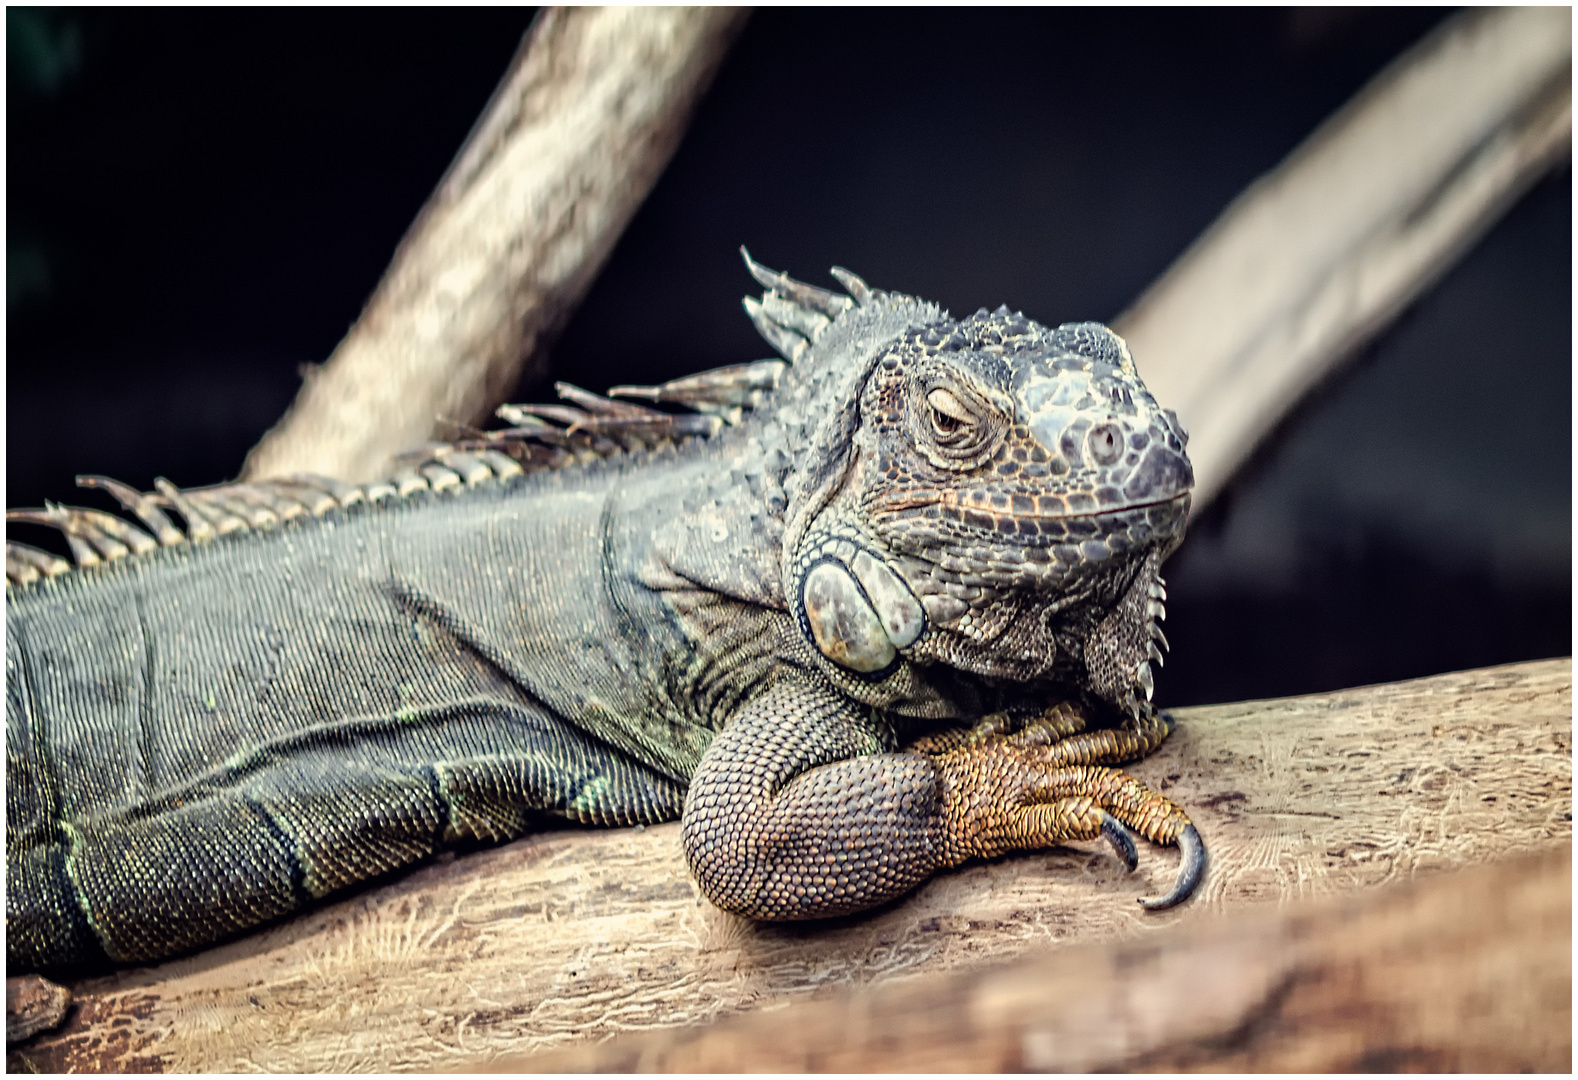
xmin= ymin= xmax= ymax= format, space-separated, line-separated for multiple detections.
xmin=910 ymin=379 xmax=1005 ymax=470
xmin=927 ymin=388 xmax=973 ymax=436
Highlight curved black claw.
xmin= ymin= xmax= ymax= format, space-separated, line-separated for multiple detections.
xmin=1099 ymin=811 xmax=1138 ymax=872
xmin=1138 ymin=823 xmax=1204 ymax=911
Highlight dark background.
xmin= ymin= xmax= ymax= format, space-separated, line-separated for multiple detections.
xmin=8 ymin=8 xmax=1570 ymax=708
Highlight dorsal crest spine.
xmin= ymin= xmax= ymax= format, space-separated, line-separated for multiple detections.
xmin=6 ymin=251 xmax=871 ymax=587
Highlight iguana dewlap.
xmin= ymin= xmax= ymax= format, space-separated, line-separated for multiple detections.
xmin=5 ymin=251 xmax=1200 ymax=977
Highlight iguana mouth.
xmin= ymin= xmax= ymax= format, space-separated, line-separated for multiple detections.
xmin=864 ymin=492 xmax=1190 ymax=592
xmin=871 ymin=489 xmax=1190 ymax=523
xmin=868 ymin=490 xmax=1191 ymax=541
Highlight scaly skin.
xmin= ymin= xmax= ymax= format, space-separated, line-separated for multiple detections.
xmin=6 ymin=252 xmax=1200 ymax=998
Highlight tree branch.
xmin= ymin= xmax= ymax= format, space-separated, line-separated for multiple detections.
xmin=13 ymin=659 xmax=1568 ymax=1071
xmin=519 ymin=846 xmax=1570 ymax=1072
xmin=240 ymin=7 xmax=749 ymax=484
xmin=1115 ymin=6 xmax=1572 ymax=507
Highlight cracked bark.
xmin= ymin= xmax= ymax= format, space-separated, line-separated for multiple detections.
xmin=9 ymin=659 xmax=1569 ymax=1072
xmin=518 ymin=846 xmax=1569 ymax=1072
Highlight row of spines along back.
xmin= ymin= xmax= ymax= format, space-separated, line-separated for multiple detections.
xmin=6 ymin=250 xmax=885 ymax=587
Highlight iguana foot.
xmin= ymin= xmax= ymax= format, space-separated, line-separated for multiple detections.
xmin=927 ymin=714 xmax=1202 ymax=910
xmin=6 ymin=976 xmax=71 ymax=1045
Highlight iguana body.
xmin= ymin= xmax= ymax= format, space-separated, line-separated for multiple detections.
xmin=6 ymin=253 xmax=1200 ymax=976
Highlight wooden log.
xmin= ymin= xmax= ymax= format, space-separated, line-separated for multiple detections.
xmin=239 ymin=7 xmax=749 ymax=485
xmin=10 ymin=658 xmax=1569 ymax=1072
xmin=517 ymin=846 xmax=1571 ymax=1072
xmin=1115 ymin=5 xmax=1572 ymax=508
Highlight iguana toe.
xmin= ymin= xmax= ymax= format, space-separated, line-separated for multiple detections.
xmin=1139 ymin=823 xmax=1205 ymax=910
xmin=1099 ymin=811 xmax=1139 ymax=872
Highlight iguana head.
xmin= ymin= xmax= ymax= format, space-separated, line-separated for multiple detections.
xmin=744 ymin=253 xmax=1192 ymax=718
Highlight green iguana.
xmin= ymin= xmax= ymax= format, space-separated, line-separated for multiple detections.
xmin=6 ymin=252 xmax=1201 ymax=987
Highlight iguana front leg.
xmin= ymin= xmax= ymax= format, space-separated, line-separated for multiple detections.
xmin=682 ymin=678 xmax=942 ymax=919
xmin=682 ymin=679 xmax=1201 ymax=921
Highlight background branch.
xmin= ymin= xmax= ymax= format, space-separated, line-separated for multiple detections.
xmin=237 ymin=9 xmax=1568 ymax=506
xmin=1116 ymin=6 xmax=1571 ymax=507
xmin=240 ymin=7 xmax=748 ymax=484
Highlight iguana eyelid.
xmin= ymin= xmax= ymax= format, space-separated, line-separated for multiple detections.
xmin=908 ymin=376 xmax=1004 ymax=469
xmin=926 ymin=387 xmax=974 ymax=425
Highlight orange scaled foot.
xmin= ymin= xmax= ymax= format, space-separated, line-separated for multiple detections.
xmin=925 ymin=711 xmax=1203 ymax=910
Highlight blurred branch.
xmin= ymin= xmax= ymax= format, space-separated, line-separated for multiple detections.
xmin=518 ymin=847 xmax=1571 ymax=1072
xmin=14 ymin=659 xmax=1568 ymax=1071
xmin=241 ymin=8 xmax=1568 ymax=504
xmin=1115 ymin=6 xmax=1572 ymax=508
xmin=241 ymin=7 xmax=749 ymax=484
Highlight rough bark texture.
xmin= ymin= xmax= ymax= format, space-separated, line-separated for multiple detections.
xmin=240 ymin=7 xmax=749 ymax=485
xmin=1115 ymin=5 xmax=1573 ymax=508
xmin=4 ymin=977 xmax=72 ymax=1047
xmin=516 ymin=846 xmax=1572 ymax=1073
xmin=9 ymin=658 xmax=1569 ymax=1072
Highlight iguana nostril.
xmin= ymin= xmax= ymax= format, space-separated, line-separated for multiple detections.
xmin=1088 ymin=424 xmax=1122 ymax=466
